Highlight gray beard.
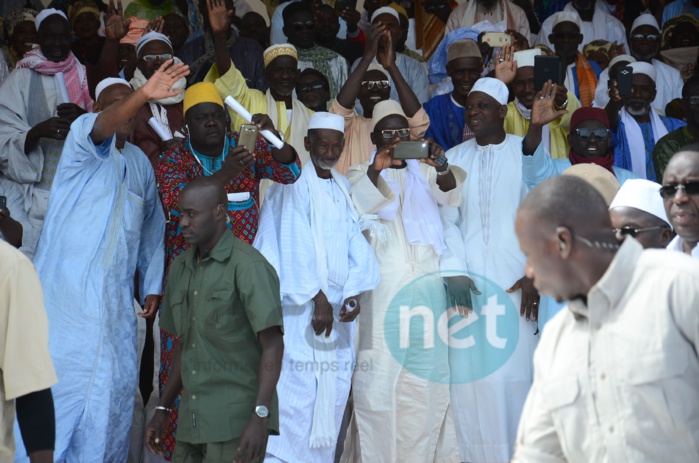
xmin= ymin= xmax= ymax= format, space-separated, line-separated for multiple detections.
xmin=314 ymin=158 xmax=338 ymax=171
xmin=625 ymin=101 xmax=651 ymax=117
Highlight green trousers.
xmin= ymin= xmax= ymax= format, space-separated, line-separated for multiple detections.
xmin=172 ymin=437 xmax=265 ymax=463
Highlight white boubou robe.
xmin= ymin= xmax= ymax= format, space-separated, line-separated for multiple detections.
xmin=254 ymin=164 xmax=380 ymax=463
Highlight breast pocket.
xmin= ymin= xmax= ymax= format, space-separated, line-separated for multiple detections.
xmin=545 ymin=377 xmax=582 ymax=453
xmin=204 ymin=288 xmax=247 ymax=348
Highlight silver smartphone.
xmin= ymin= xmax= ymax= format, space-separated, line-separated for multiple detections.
xmin=238 ymin=124 xmax=259 ymax=151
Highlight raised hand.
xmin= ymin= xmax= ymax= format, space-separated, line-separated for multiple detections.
xmin=216 ymin=146 xmax=255 ymax=182
xmin=608 ymin=41 xmax=626 ymax=61
xmin=104 ymin=0 xmax=131 ymax=41
xmin=419 ymin=138 xmax=447 ymax=169
xmin=207 ymin=0 xmax=233 ymax=35
xmin=376 ymin=30 xmax=396 ymax=69
xmin=141 ymin=60 xmax=190 ymax=101
xmin=372 ymin=137 xmax=404 ymax=171
xmin=365 ymin=23 xmax=386 ymax=59
xmin=531 ymin=81 xmax=568 ymax=126
xmin=494 ymin=43 xmax=516 ymax=85
xmin=251 ymin=113 xmax=277 ymax=134
xmin=143 ymin=16 xmax=164 ymax=35
xmin=341 ymin=7 xmax=361 ymax=31
xmin=607 ymin=77 xmax=622 ymax=104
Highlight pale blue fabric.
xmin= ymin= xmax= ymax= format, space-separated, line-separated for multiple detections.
xmin=14 ymin=113 xmax=165 ymax=462
xmin=523 ymin=141 xmax=639 ymax=190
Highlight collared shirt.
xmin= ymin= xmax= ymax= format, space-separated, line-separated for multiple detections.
xmin=513 ymin=238 xmax=699 ymax=463
xmin=160 ymin=231 xmax=284 ymax=444
xmin=667 ymin=234 xmax=699 ymax=259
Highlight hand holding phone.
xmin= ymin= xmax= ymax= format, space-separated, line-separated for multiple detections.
xmin=238 ymin=124 xmax=259 ymax=153
xmin=392 ymin=141 xmax=430 ymax=159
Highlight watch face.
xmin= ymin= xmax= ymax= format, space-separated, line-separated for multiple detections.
xmin=255 ymin=405 xmax=269 ymax=418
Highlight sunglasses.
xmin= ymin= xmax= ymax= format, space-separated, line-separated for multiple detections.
xmin=613 ymin=225 xmax=666 ymax=238
xmin=574 ymin=128 xmax=609 ymax=141
xmin=296 ymin=82 xmax=327 ymax=92
xmin=631 ymin=33 xmax=660 ymax=42
xmin=659 ymin=181 xmax=699 ymax=198
xmin=381 ymin=128 xmax=410 ymax=139
xmin=142 ymin=53 xmax=173 ymax=62
xmin=361 ymin=80 xmax=390 ymax=90
xmin=291 ymin=21 xmax=315 ymax=32
xmin=685 ymin=96 xmax=699 ymax=106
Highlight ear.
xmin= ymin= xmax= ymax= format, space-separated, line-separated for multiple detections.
xmin=445 ymin=62 xmax=453 ymax=78
xmin=282 ymin=24 xmax=289 ymax=37
xmin=304 ymin=135 xmax=312 ymax=152
xmin=567 ymin=132 xmax=573 ymax=146
xmin=92 ymin=102 xmax=102 ymax=113
xmin=498 ymin=104 xmax=508 ymax=119
xmin=292 ymin=68 xmax=301 ymax=82
xmin=660 ymin=227 xmax=674 ymax=247
xmin=555 ymin=226 xmax=573 ymax=258
xmin=650 ymin=87 xmax=657 ymax=103
xmin=548 ymin=34 xmax=555 ymax=43
xmin=370 ymin=131 xmax=378 ymax=146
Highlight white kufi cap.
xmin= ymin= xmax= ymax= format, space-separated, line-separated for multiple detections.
xmin=371 ymin=100 xmax=406 ymax=131
xmin=631 ymin=13 xmax=660 ymax=34
xmin=514 ymin=48 xmax=542 ymax=68
xmin=469 ymin=77 xmax=509 ymax=105
xmin=95 ymin=77 xmax=132 ymax=101
xmin=610 ymin=179 xmax=671 ymax=226
xmin=136 ymin=31 xmax=173 ymax=57
xmin=629 ymin=61 xmax=656 ymax=82
xmin=308 ymin=112 xmax=345 ymax=134
xmin=551 ymin=11 xmax=582 ymax=32
xmin=35 ymin=8 xmax=68 ymax=30
xmin=371 ymin=7 xmax=399 ymax=24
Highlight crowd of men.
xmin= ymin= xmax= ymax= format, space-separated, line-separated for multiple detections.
xmin=1 ymin=0 xmax=699 ymax=462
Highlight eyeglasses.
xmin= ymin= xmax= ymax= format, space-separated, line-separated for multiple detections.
xmin=659 ymin=181 xmax=699 ymax=198
xmin=142 ymin=53 xmax=173 ymax=62
xmin=361 ymin=80 xmax=390 ymax=90
xmin=631 ymin=33 xmax=659 ymax=42
xmin=685 ymin=96 xmax=699 ymax=106
xmin=380 ymin=128 xmax=410 ymax=139
xmin=613 ymin=225 xmax=667 ymax=238
xmin=574 ymin=128 xmax=609 ymax=141
xmin=291 ymin=21 xmax=315 ymax=32
xmin=296 ymin=82 xmax=327 ymax=92
xmin=551 ymin=32 xmax=581 ymax=41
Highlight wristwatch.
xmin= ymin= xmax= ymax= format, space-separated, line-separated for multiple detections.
xmin=254 ymin=405 xmax=269 ymax=418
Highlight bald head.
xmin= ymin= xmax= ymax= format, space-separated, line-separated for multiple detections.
xmin=178 ymin=177 xmax=229 ymax=248
xmin=662 ymin=146 xmax=699 ymax=252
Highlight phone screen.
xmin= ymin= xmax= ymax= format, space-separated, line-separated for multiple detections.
xmin=534 ymin=55 xmax=563 ymax=91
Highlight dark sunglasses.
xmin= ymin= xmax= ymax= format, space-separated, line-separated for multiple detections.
xmin=631 ymin=33 xmax=659 ymax=42
xmin=142 ymin=53 xmax=173 ymax=62
xmin=685 ymin=96 xmax=699 ymax=106
xmin=574 ymin=128 xmax=609 ymax=141
xmin=361 ymin=80 xmax=390 ymax=90
xmin=614 ymin=225 xmax=666 ymax=238
xmin=291 ymin=21 xmax=315 ymax=32
xmin=296 ymin=82 xmax=327 ymax=92
xmin=659 ymin=181 xmax=699 ymax=198
xmin=381 ymin=128 xmax=410 ymax=139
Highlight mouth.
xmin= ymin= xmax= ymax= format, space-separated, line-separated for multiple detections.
xmin=672 ymin=211 xmax=697 ymax=225
xmin=368 ymin=95 xmax=383 ymax=102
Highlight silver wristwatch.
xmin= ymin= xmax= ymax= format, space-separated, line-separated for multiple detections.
xmin=254 ymin=405 xmax=269 ymax=418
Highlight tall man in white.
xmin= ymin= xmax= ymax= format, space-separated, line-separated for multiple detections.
xmin=254 ymin=112 xmax=380 ymax=463
xmin=12 ymin=64 xmax=185 ymax=461
xmin=440 ymin=77 xmax=541 ymax=463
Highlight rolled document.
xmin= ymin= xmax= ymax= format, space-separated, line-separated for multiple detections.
xmin=227 ymin=192 xmax=251 ymax=202
xmin=55 ymin=72 xmax=70 ymax=104
xmin=224 ymin=96 xmax=285 ymax=149
xmin=345 ymin=299 xmax=358 ymax=312
xmin=148 ymin=117 xmax=171 ymax=141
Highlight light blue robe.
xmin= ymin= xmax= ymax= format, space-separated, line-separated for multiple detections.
xmin=523 ymin=142 xmax=639 ymax=190
xmin=14 ymin=113 xmax=166 ymax=462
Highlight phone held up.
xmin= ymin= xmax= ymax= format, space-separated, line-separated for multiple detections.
xmin=481 ymin=32 xmax=511 ymax=48
xmin=238 ymin=124 xmax=259 ymax=153
xmin=615 ymin=66 xmax=633 ymax=98
xmin=392 ymin=141 xmax=430 ymax=160
xmin=534 ymin=55 xmax=564 ymax=92
xmin=0 ymin=195 xmax=6 ymax=211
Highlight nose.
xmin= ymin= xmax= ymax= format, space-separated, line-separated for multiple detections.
xmin=673 ymin=185 xmax=690 ymax=203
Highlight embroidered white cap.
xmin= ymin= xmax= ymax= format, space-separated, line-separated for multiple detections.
xmin=610 ymin=179 xmax=671 ymax=226
xmin=136 ymin=31 xmax=173 ymax=57
xmin=551 ymin=11 xmax=583 ymax=32
xmin=308 ymin=112 xmax=345 ymax=134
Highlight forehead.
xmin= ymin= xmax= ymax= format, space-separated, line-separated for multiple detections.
xmin=288 ymin=9 xmax=313 ymax=22
xmin=609 ymin=206 xmax=660 ymax=225
xmin=243 ymin=12 xmax=265 ymax=25
xmin=14 ymin=20 xmax=36 ymax=34
xmin=163 ymin=14 xmax=186 ymax=27
xmin=515 ymin=66 xmax=535 ymax=80
xmin=268 ymin=55 xmax=298 ymax=70
xmin=632 ymin=25 xmax=660 ymax=36
xmin=375 ymin=114 xmax=409 ymax=130
xmin=552 ymin=21 xmax=580 ymax=34
xmin=317 ymin=6 xmax=336 ymax=20
xmin=631 ymin=73 xmax=655 ymax=88
xmin=573 ymin=119 xmax=607 ymax=130
xmin=187 ymin=102 xmax=225 ymax=117
xmin=139 ymin=40 xmax=173 ymax=56
xmin=374 ymin=14 xmax=399 ymax=27
xmin=74 ymin=11 xmax=99 ymax=22
xmin=313 ymin=128 xmax=344 ymax=142
xmin=39 ymin=16 xmax=70 ymax=34
xmin=448 ymin=56 xmax=482 ymax=71
xmin=298 ymin=72 xmax=324 ymax=83
xmin=99 ymin=84 xmax=133 ymax=107
xmin=664 ymin=151 xmax=699 ymax=181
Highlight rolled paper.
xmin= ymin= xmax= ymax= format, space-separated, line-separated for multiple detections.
xmin=227 ymin=192 xmax=251 ymax=202
xmin=224 ymin=96 xmax=285 ymax=149
xmin=345 ymin=299 xmax=358 ymax=312
xmin=148 ymin=117 xmax=171 ymax=141
xmin=55 ymin=72 xmax=70 ymax=104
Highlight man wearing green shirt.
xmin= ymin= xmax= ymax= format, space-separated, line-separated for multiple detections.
xmin=652 ymin=74 xmax=699 ymax=179
xmin=145 ymin=176 xmax=284 ymax=463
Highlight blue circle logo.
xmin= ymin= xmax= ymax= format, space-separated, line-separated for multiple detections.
xmin=383 ymin=271 xmax=520 ymax=384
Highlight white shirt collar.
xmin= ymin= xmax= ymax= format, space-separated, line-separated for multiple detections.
xmin=666 ymin=235 xmax=699 ymax=259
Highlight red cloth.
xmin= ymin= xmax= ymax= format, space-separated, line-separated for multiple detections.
xmin=568 ymin=107 xmax=615 ymax=174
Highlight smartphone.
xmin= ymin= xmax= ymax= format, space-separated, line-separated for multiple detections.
xmin=392 ymin=141 xmax=429 ymax=160
xmin=616 ymin=66 xmax=633 ymax=98
xmin=0 ymin=195 xmax=6 ymax=211
xmin=481 ymin=32 xmax=511 ymax=47
xmin=238 ymin=124 xmax=259 ymax=151
xmin=534 ymin=55 xmax=563 ymax=91
xmin=334 ymin=0 xmax=357 ymax=15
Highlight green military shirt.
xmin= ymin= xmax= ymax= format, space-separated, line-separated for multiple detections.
xmin=160 ymin=231 xmax=284 ymax=444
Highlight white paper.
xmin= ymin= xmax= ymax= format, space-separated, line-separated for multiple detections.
xmin=224 ymin=96 xmax=285 ymax=149
xmin=148 ymin=117 xmax=171 ymax=141
xmin=227 ymin=192 xmax=251 ymax=202
xmin=55 ymin=72 xmax=70 ymax=104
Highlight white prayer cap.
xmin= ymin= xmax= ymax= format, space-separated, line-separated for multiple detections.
xmin=366 ymin=62 xmax=388 ymax=79
xmin=551 ymin=11 xmax=582 ymax=32
xmin=631 ymin=13 xmax=660 ymax=33
xmin=95 ymin=77 xmax=132 ymax=101
xmin=371 ymin=100 xmax=406 ymax=131
xmin=35 ymin=8 xmax=68 ymax=30
xmin=308 ymin=112 xmax=345 ymax=134
xmin=514 ymin=48 xmax=542 ymax=68
xmin=629 ymin=61 xmax=656 ymax=82
xmin=469 ymin=77 xmax=509 ymax=106
xmin=608 ymin=54 xmax=636 ymax=69
xmin=136 ymin=31 xmax=173 ymax=57
xmin=609 ymin=179 xmax=671 ymax=226
xmin=371 ymin=7 xmax=399 ymax=24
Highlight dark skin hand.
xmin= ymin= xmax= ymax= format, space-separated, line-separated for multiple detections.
xmin=507 ymin=275 xmax=540 ymax=321
xmin=446 ymin=275 xmax=481 ymax=317
xmin=340 ymin=7 xmax=361 ymax=33
xmin=339 ymin=295 xmax=361 ymax=322
xmin=312 ymin=290 xmax=334 ymax=337
xmin=367 ymin=136 xmax=404 ymax=187
xmin=420 ymin=138 xmax=456 ymax=191
xmin=146 ymin=343 xmax=182 ymax=456
xmin=56 ymin=103 xmax=88 ymax=122
xmin=139 ymin=294 xmax=162 ymax=318
xmin=0 ymin=208 xmax=23 ymax=248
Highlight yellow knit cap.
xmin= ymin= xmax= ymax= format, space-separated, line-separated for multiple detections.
xmin=263 ymin=43 xmax=298 ymax=68
xmin=183 ymin=82 xmax=224 ymax=116
xmin=388 ymin=2 xmax=408 ymax=21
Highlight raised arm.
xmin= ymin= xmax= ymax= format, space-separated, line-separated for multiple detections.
xmin=377 ymin=31 xmax=420 ymax=118
xmin=336 ymin=23 xmax=384 ymax=110
xmin=604 ymin=77 xmax=623 ymax=130
xmin=91 ymin=60 xmax=189 ymax=144
xmin=523 ymin=81 xmax=568 ymax=155
xmin=208 ymin=0 xmax=234 ymax=77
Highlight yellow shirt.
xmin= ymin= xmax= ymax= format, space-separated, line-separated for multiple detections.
xmin=504 ymin=91 xmax=579 ymax=160
xmin=0 ymin=241 xmax=57 ymax=460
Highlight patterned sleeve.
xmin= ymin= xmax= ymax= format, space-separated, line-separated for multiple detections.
xmin=251 ymin=135 xmax=302 ymax=185
xmin=155 ymin=145 xmax=193 ymax=223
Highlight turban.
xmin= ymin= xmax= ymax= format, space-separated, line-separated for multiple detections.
xmin=3 ymin=8 xmax=38 ymax=40
xmin=371 ymin=100 xmax=406 ymax=131
xmin=371 ymin=7 xmax=399 ymax=24
xmin=95 ymin=77 xmax=131 ymax=101
xmin=628 ymin=61 xmax=656 ymax=82
xmin=631 ymin=13 xmax=660 ymax=34
xmin=469 ymin=77 xmax=508 ymax=105
xmin=308 ymin=112 xmax=345 ymax=133
xmin=610 ymin=179 xmax=671 ymax=226
xmin=447 ymin=39 xmax=481 ymax=63
xmin=136 ymin=31 xmax=172 ymax=57
xmin=514 ymin=48 xmax=542 ymax=68
xmin=183 ymin=82 xmax=224 ymax=115
xmin=35 ymin=8 xmax=68 ymax=30
xmin=570 ymin=107 xmax=610 ymax=131
xmin=551 ymin=11 xmax=582 ymax=32
xmin=263 ymin=43 xmax=297 ymax=68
